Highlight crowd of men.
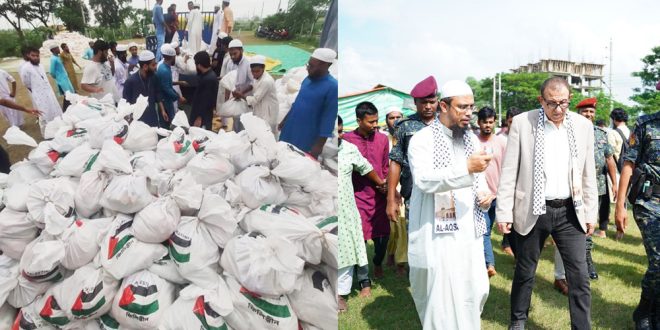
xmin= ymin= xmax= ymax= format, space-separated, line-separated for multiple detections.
xmin=0 ymin=1 xmax=338 ymax=172
xmin=338 ymin=75 xmax=660 ymax=330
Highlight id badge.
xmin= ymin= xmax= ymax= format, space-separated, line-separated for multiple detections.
xmin=434 ymin=192 xmax=458 ymax=234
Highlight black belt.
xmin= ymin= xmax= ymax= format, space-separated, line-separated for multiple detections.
xmin=546 ymin=198 xmax=573 ymax=208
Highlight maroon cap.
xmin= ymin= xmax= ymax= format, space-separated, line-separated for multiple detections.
xmin=576 ymin=97 xmax=597 ymax=109
xmin=410 ymin=76 xmax=438 ymax=98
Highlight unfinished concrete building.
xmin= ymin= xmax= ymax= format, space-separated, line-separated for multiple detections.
xmin=511 ymin=59 xmax=604 ymax=95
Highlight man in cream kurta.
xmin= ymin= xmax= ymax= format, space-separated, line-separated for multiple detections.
xmin=18 ymin=47 xmax=62 ymax=133
xmin=186 ymin=3 xmax=203 ymax=54
xmin=408 ymin=80 xmax=493 ymax=329
xmin=246 ymin=55 xmax=278 ymax=134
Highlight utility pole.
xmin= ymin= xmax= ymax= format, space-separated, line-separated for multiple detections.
xmin=261 ymin=1 xmax=265 ymax=18
xmin=492 ymin=74 xmax=497 ymax=110
xmin=609 ymin=37 xmax=613 ymax=111
xmin=498 ymin=73 xmax=502 ymax=122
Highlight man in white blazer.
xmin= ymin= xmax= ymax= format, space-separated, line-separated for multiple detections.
xmin=496 ymin=76 xmax=598 ymax=330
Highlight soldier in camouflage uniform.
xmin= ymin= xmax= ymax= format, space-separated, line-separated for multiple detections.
xmin=386 ymin=76 xmax=438 ymax=244
xmin=615 ymin=110 xmax=660 ymax=330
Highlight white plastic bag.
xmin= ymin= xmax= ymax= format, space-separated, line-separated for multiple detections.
xmin=18 ymin=233 xmax=66 ymax=283
xmin=52 ymin=144 xmax=100 ymax=178
xmin=218 ymin=99 xmax=248 ymax=117
xmin=220 ymin=233 xmax=304 ymax=297
xmin=27 ymin=142 xmax=60 ymax=174
xmin=171 ymin=171 xmax=203 ymax=214
xmin=185 ymin=152 xmax=235 ymax=187
xmin=148 ymin=255 xmax=186 ymax=285
xmin=10 ymin=298 xmax=56 ymax=329
xmin=123 ymin=120 xmax=158 ymax=152
xmin=7 ymin=272 xmax=53 ymax=308
xmin=0 ymin=208 xmax=38 ymax=260
xmin=0 ymin=255 xmax=19 ymax=305
xmin=198 ymin=189 xmax=239 ymax=248
xmin=287 ymin=267 xmax=337 ymax=330
xmin=168 ymin=217 xmax=220 ymax=289
xmin=224 ymin=275 xmax=299 ymax=330
xmin=96 ymin=140 xmax=133 ymax=174
xmin=159 ymin=278 xmax=233 ymax=330
xmin=241 ymin=205 xmax=324 ymax=265
xmin=25 ymin=177 xmax=76 ymax=226
xmin=156 ymin=127 xmax=195 ymax=170
xmin=100 ymin=174 xmax=154 ymax=214
xmin=3 ymin=126 xmax=37 ymax=147
xmin=60 ymin=217 xmax=114 ymax=270
xmin=133 ymin=196 xmax=181 ymax=243
xmin=7 ymin=161 xmax=47 ymax=187
xmin=271 ymin=143 xmax=322 ymax=188
xmin=235 ymin=166 xmax=285 ymax=209
xmin=5 ymin=183 xmax=31 ymax=212
xmin=110 ymin=270 xmax=175 ymax=329
xmin=0 ymin=303 xmax=16 ymax=330
xmin=99 ymin=214 xmax=168 ymax=280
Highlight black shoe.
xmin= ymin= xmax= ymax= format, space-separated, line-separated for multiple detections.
xmin=634 ymin=318 xmax=651 ymax=330
xmin=508 ymin=320 xmax=525 ymax=330
xmin=586 ymin=249 xmax=598 ymax=280
xmin=633 ymin=296 xmax=653 ymax=330
xmin=589 ymin=271 xmax=599 ymax=280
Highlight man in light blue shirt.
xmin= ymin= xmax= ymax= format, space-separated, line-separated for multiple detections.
xmin=153 ymin=0 xmax=166 ymax=61
xmin=279 ymin=48 xmax=338 ymax=158
xmin=46 ymin=40 xmax=74 ymax=111
xmin=82 ymin=41 xmax=94 ymax=60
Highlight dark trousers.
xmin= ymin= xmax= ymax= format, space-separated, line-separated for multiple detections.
xmin=598 ymin=194 xmax=610 ymax=231
xmin=511 ymin=203 xmax=591 ymax=329
xmin=367 ymin=236 xmax=389 ymax=267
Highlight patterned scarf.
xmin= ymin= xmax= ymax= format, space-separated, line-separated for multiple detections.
xmin=430 ymin=121 xmax=487 ymax=236
xmin=532 ymin=108 xmax=579 ymax=215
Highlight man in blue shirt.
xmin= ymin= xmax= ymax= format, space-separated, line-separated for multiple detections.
xmin=156 ymin=44 xmax=185 ymax=128
xmin=153 ymin=0 xmax=166 ymax=61
xmin=127 ymin=42 xmax=139 ymax=73
xmin=278 ymin=48 xmax=338 ymax=158
xmin=45 ymin=40 xmax=74 ymax=111
xmin=123 ymin=50 xmax=164 ymax=127
xmin=82 ymin=41 xmax=94 ymax=60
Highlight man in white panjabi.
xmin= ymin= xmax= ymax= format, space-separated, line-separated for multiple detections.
xmin=18 ymin=46 xmax=62 ymax=134
xmin=186 ymin=2 xmax=203 ymax=54
xmin=407 ymin=80 xmax=494 ymax=329
xmin=0 ymin=68 xmax=24 ymax=127
xmin=246 ymin=55 xmax=278 ymax=134
xmin=209 ymin=5 xmax=223 ymax=54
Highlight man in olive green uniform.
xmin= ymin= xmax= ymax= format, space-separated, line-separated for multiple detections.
xmin=616 ymin=107 xmax=660 ymax=330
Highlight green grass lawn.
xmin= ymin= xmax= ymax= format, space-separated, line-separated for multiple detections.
xmin=339 ymin=210 xmax=647 ymax=330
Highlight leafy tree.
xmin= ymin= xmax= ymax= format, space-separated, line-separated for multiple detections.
xmin=55 ymin=0 xmax=90 ymax=33
xmin=29 ymin=0 xmax=57 ymax=28
xmin=261 ymin=0 xmax=329 ymax=34
xmin=630 ymin=46 xmax=660 ymax=117
xmin=88 ymin=0 xmax=133 ymax=28
xmin=0 ymin=0 xmax=34 ymax=39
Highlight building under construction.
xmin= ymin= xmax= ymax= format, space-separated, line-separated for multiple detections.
xmin=511 ymin=59 xmax=605 ymax=95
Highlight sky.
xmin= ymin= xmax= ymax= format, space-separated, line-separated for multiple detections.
xmin=339 ymin=0 xmax=660 ymax=106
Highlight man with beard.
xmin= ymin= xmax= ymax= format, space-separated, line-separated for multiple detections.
xmin=476 ymin=106 xmax=507 ymax=278
xmin=18 ymin=46 xmax=62 ymax=133
xmin=386 ymin=76 xmax=438 ymax=275
xmin=186 ymin=2 xmax=203 ymax=54
xmin=222 ymin=39 xmax=253 ymax=132
xmin=278 ymin=48 xmax=337 ymax=158
xmin=127 ymin=42 xmax=140 ymax=73
xmin=81 ymin=40 xmax=119 ymax=102
xmin=190 ymin=51 xmax=218 ymax=129
xmin=156 ymin=44 xmax=186 ymax=128
xmin=114 ymin=44 xmax=129 ymax=96
xmin=59 ymin=43 xmax=82 ymax=92
xmin=343 ymin=102 xmax=390 ymax=288
xmin=407 ymin=80 xmax=492 ymax=328
xmin=46 ymin=40 xmax=74 ymax=112
xmin=123 ymin=51 xmax=165 ymax=127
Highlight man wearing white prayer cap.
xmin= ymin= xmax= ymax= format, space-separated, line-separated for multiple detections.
xmin=46 ymin=40 xmax=74 ymax=111
xmin=406 ymin=79 xmax=493 ymax=329
xmin=156 ymin=43 xmax=186 ymax=127
xmin=223 ymin=38 xmax=253 ymax=132
xmin=186 ymin=1 xmax=203 ymax=54
xmin=278 ymin=47 xmax=338 ymax=157
xmin=245 ymin=55 xmax=278 ymax=134
xmin=114 ymin=44 xmax=129 ymax=96
xmin=123 ymin=50 xmax=164 ymax=127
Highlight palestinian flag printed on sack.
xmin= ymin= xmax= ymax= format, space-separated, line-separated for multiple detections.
xmin=259 ymin=204 xmax=301 ymax=217
xmin=118 ymin=283 xmax=160 ymax=316
xmin=21 ymin=265 xmax=63 ymax=283
xmin=168 ymin=227 xmax=192 ymax=264
xmin=70 ymin=281 xmax=107 ymax=320
xmin=97 ymin=314 xmax=120 ymax=330
xmin=65 ymin=127 xmax=88 ymax=138
xmin=239 ymin=286 xmax=292 ymax=319
xmin=112 ymin=124 xmax=129 ymax=145
xmin=193 ymin=295 xmax=229 ymax=330
xmin=106 ymin=217 xmax=134 ymax=260
xmin=39 ymin=295 xmax=70 ymax=327
xmin=315 ymin=216 xmax=338 ymax=234
xmin=83 ymin=151 xmax=101 ymax=172
xmin=13 ymin=305 xmax=54 ymax=330
xmin=173 ymin=137 xmax=192 ymax=154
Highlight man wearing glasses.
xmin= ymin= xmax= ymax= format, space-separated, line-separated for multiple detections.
xmin=407 ymin=80 xmax=493 ymax=328
xmin=497 ymin=77 xmax=598 ymax=329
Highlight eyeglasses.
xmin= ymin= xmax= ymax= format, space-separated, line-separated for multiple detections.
xmin=543 ymin=98 xmax=570 ymax=110
xmin=451 ymin=104 xmax=476 ymax=112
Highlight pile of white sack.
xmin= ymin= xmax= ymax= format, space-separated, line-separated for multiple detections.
xmin=0 ymin=91 xmax=338 ymax=330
